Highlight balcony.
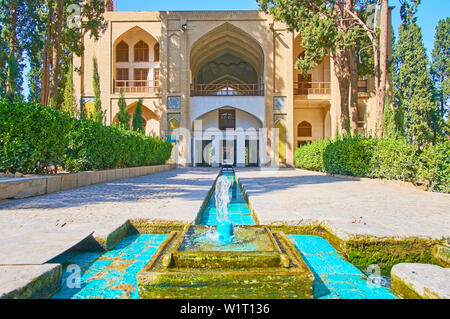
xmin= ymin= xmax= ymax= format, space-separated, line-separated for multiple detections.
xmin=294 ymin=82 xmax=331 ymax=96
xmin=191 ymin=82 xmax=264 ymax=97
xmin=114 ymin=80 xmax=160 ymax=94
xmin=358 ymin=80 xmax=368 ymax=93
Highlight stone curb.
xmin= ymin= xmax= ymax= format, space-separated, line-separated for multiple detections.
xmin=0 ymin=164 xmax=175 ymax=201
xmin=391 ymin=263 xmax=450 ymax=299
xmin=0 ymin=264 xmax=62 ymax=299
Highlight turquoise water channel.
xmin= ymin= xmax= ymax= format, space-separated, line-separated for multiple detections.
xmin=50 ymin=168 xmax=395 ymax=299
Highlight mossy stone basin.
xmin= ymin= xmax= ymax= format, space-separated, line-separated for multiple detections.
xmin=137 ymin=225 xmax=314 ymax=299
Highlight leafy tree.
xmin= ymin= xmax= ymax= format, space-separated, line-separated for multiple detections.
xmin=62 ymin=60 xmax=76 ymax=117
xmin=91 ymin=57 xmax=104 ymax=123
xmin=132 ymin=99 xmax=144 ymax=133
xmin=116 ymin=89 xmax=131 ymax=129
xmin=258 ymin=0 xmax=391 ymax=136
xmin=37 ymin=0 xmax=107 ymax=106
xmin=393 ymin=22 xmax=440 ymax=146
xmin=431 ymin=18 xmax=449 ymax=120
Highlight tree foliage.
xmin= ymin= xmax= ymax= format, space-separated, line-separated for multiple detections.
xmin=91 ymin=57 xmax=104 ymax=124
xmin=431 ymin=18 xmax=449 ymax=120
xmin=61 ymin=60 xmax=76 ymax=117
xmin=258 ymin=0 xmax=390 ymax=135
xmin=393 ymin=22 xmax=441 ymax=146
xmin=116 ymin=89 xmax=131 ymax=129
xmin=132 ymin=99 xmax=144 ymax=133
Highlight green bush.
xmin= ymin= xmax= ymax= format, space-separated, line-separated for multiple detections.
xmin=294 ymin=139 xmax=329 ymax=172
xmin=370 ymin=137 xmax=418 ymax=182
xmin=64 ymin=121 xmax=172 ymax=172
xmin=323 ymin=135 xmax=376 ymax=176
xmin=0 ymin=98 xmax=173 ymax=174
xmin=294 ymin=134 xmax=449 ymax=193
xmin=0 ymin=98 xmax=73 ymax=174
xmin=418 ymin=140 xmax=450 ymax=193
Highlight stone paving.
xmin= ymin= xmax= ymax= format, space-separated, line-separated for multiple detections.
xmin=235 ymin=168 xmax=450 ymax=240
xmin=0 ymin=168 xmax=218 ymax=264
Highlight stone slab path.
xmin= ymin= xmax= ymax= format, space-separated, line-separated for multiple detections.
xmin=392 ymin=263 xmax=450 ymax=299
xmin=0 ymin=168 xmax=218 ymax=265
xmin=236 ymin=168 xmax=450 ymax=240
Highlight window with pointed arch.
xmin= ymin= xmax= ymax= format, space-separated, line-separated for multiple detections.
xmin=298 ymin=121 xmax=312 ymax=137
xmin=134 ymin=41 xmax=149 ymax=62
xmin=154 ymin=43 xmax=160 ymax=62
xmin=116 ymin=41 xmax=129 ymax=62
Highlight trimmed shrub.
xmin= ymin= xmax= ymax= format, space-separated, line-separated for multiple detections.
xmin=64 ymin=121 xmax=173 ymax=172
xmin=370 ymin=137 xmax=418 ymax=182
xmin=323 ymin=135 xmax=377 ymax=177
xmin=0 ymin=98 xmax=173 ymax=174
xmin=294 ymin=139 xmax=329 ymax=172
xmin=294 ymin=134 xmax=449 ymax=193
xmin=418 ymin=140 xmax=450 ymax=193
xmin=0 ymin=98 xmax=73 ymax=174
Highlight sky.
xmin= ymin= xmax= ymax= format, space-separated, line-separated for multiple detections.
xmin=21 ymin=0 xmax=450 ymax=98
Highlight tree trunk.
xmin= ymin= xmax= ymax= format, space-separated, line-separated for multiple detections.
xmin=376 ymin=0 xmax=390 ymax=137
xmin=6 ymin=1 xmax=17 ymax=96
xmin=332 ymin=49 xmax=351 ymax=134
xmin=348 ymin=47 xmax=359 ymax=134
xmin=40 ymin=2 xmax=54 ymax=106
xmin=49 ymin=0 xmax=64 ymax=105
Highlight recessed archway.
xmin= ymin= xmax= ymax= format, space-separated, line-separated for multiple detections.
xmin=113 ymin=27 xmax=160 ymax=93
xmin=190 ymin=23 xmax=265 ymax=96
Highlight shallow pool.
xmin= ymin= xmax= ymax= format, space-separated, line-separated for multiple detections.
xmin=49 ymin=169 xmax=396 ymax=299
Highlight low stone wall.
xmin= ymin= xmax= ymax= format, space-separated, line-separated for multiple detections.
xmin=0 ymin=164 xmax=174 ymax=201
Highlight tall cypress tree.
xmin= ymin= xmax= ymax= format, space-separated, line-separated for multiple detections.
xmin=431 ymin=18 xmax=449 ymax=121
xmin=92 ymin=57 xmax=104 ymax=124
xmin=116 ymin=89 xmax=131 ymax=129
xmin=393 ymin=22 xmax=440 ymax=146
xmin=61 ymin=60 xmax=75 ymax=117
xmin=132 ymin=99 xmax=144 ymax=133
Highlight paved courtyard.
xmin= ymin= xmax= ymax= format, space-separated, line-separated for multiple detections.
xmin=236 ymin=168 xmax=450 ymax=240
xmin=0 ymin=168 xmax=217 ymax=264
xmin=0 ymin=167 xmax=449 ymax=265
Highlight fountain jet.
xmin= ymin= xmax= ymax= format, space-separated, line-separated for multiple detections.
xmin=215 ymin=175 xmax=233 ymax=244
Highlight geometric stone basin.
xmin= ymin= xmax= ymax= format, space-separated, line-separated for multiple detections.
xmin=137 ymin=225 xmax=314 ymax=299
xmin=174 ymin=225 xmax=287 ymax=268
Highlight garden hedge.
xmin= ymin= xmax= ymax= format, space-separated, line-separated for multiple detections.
xmin=295 ymin=135 xmax=449 ymax=193
xmin=0 ymin=98 xmax=173 ymax=174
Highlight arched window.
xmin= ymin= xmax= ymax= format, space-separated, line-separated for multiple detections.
xmin=154 ymin=43 xmax=160 ymax=62
xmin=134 ymin=41 xmax=149 ymax=62
xmin=298 ymin=121 xmax=312 ymax=137
xmin=116 ymin=41 xmax=129 ymax=62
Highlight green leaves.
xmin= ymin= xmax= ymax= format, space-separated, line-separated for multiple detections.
xmin=0 ymin=97 xmax=173 ymax=174
xmin=418 ymin=140 xmax=450 ymax=193
xmin=116 ymin=89 xmax=131 ymax=129
xmin=0 ymin=97 xmax=73 ymax=174
xmin=294 ymin=135 xmax=449 ymax=193
xmin=431 ymin=18 xmax=449 ymax=119
xmin=132 ymin=99 xmax=144 ymax=133
xmin=393 ymin=22 xmax=441 ymax=146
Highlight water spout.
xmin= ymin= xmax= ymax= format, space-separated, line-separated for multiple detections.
xmin=215 ymin=175 xmax=233 ymax=244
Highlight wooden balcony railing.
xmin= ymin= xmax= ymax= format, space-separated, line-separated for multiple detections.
xmin=114 ymin=80 xmax=160 ymax=94
xmin=191 ymin=82 xmax=264 ymax=96
xmin=358 ymin=80 xmax=368 ymax=93
xmin=294 ymin=82 xmax=331 ymax=95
